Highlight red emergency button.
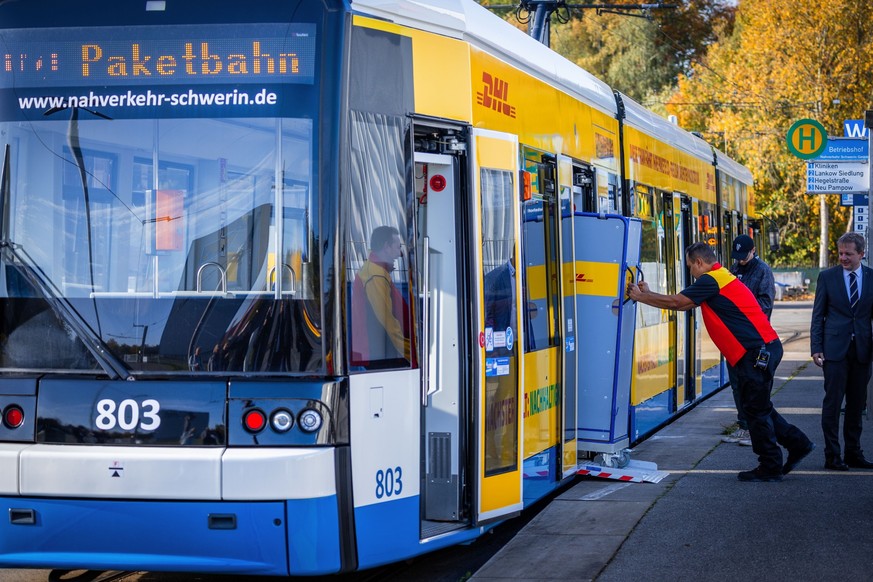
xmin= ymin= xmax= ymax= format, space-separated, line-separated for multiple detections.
xmin=430 ymin=175 xmax=447 ymax=192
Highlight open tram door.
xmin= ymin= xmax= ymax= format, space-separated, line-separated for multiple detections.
xmin=665 ymin=193 xmax=696 ymax=407
xmin=413 ymin=123 xmax=469 ymax=534
xmin=677 ymin=194 xmax=697 ymax=404
xmin=471 ymin=128 xmax=523 ymax=524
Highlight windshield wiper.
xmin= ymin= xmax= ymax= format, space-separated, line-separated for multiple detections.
xmin=0 ymin=144 xmax=132 ymax=381
xmin=44 ymin=104 xmax=112 ymax=120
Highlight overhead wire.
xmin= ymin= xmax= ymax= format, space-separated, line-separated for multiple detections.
xmin=543 ymin=2 xmax=808 ymax=115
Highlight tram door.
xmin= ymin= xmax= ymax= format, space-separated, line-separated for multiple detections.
xmin=668 ymin=193 xmax=696 ymax=406
xmin=558 ymin=155 xmax=579 ymax=477
xmin=659 ymin=192 xmax=681 ymax=409
xmin=721 ymin=210 xmax=738 ymax=264
xmin=680 ymin=196 xmax=697 ymax=403
xmin=415 ymin=151 xmax=465 ymax=526
xmin=472 ymin=129 xmax=522 ymax=524
xmin=519 ymin=151 xmax=563 ymax=490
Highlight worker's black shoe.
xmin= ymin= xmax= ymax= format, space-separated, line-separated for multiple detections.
xmin=783 ymin=441 xmax=815 ymax=475
xmin=738 ymin=466 xmax=783 ymax=482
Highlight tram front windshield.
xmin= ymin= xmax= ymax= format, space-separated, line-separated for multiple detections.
xmin=0 ymin=21 xmax=325 ymax=375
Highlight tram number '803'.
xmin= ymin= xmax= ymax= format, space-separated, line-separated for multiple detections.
xmin=95 ymin=398 xmax=161 ymax=431
xmin=375 ymin=466 xmax=403 ymax=499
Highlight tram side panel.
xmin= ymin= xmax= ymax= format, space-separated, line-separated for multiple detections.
xmin=464 ymin=37 xmax=624 ymax=496
xmin=621 ymin=120 xmax=720 ymax=440
xmin=343 ymin=20 xmax=429 ymax=569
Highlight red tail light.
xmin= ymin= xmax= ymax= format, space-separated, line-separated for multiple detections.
xmin=3 ymin=405 xmax=24 ymax=429
xmin=242 ymin=408 xmax=267 ymax=433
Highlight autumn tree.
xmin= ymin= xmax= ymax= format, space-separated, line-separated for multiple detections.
xmin=669 ymin=0 xmax=873 ymax=267
xmin=480 ymin=1 xmax=735 ymax=103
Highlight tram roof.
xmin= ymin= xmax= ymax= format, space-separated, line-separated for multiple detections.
xmin=349 ymin=0 xmax=619 ymax=116
xmin=713 ymin=149 xmax=754 ymax=185
xmin=618 ymin=91 xmax=716 ymax=164
xmin=620 ymin=91 xmax=754 ymax=184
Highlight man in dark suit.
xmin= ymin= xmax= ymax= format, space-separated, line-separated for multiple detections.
xmin=811 ymin=231 xmax=873 ymax=470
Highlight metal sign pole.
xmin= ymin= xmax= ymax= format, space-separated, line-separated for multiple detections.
xmin=865 ymin=110 xmax=873 ymax=416
xmin=865 ymin=110 xmax=873 ymax=263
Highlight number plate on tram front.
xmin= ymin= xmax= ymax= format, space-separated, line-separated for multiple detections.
xmin=37 ymin=378 xmax=226 ymax=446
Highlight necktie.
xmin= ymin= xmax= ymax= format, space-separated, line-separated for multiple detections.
xmin=849 ymin=271 xmax=859 ymax=311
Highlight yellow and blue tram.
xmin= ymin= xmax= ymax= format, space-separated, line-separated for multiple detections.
xmin=0 ymin=0 xmax=756 ymax=575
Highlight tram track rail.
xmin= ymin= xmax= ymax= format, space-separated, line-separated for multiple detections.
xmin=48 ymin=571 xmax=145 ymax=582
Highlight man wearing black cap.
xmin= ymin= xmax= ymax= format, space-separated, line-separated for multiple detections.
xmin=731 ymin=235 xmax=776 ymax=319
xmin=721 ymin=234 xmax=776 ymax=446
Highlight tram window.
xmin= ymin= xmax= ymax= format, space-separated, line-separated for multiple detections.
xmin=697 ymin=201 xmax=717 ymax=248
xmin=61 ymin=149 xmax=118 ymax=290
xmin=608 ymin=173 xmax=620 ymax=215
xmin=521 ymin=198 xmax=560 ymax=351
xmin=0 ymin=115 xmax=324 ymax=373
xmin=635 ymin=186 xmax=666 ymax=327
xmin=480 ymin=167 xmax=519 ymax=476
xmin=346 ymin=111 xmax=414 ymax=371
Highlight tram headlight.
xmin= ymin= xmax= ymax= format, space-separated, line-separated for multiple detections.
xmin=298 ymin=408 xmax=323 ymax=433
xmin=270 ymin=408 xmax=294 ymax=433
xmin=3 ymin=404 xmax=24 ymax=429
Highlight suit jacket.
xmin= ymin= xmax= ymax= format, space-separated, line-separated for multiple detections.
xmin=810 ymin=264 xmax=873 ymax=362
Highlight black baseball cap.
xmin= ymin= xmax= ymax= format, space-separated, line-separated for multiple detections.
xmin=731 ymin=234 xmax=755 ymax=260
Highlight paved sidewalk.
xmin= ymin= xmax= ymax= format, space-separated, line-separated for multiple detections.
xmin=472 ymin=302 xmax=873 ymax=581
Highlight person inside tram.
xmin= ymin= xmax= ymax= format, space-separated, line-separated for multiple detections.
xmin=350 ymin=226 xmax=412 ymax=369
xmin=188 ymin=346 xmax=203 ymax=371
xmin=207 ymin=344 xmax=224 ymax=371
xmin=484 ymin=250 xmax=516 ymax=337
xmin=484 ymin=248 xmax=536 ymax=352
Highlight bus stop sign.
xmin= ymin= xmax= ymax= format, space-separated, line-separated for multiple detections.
xmin=787 ymin=118 xmax=828 ymax=159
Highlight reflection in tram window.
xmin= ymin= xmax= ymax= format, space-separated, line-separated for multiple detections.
xmin=521 ymin=197 xmax=560 ymax=352
xmin=481 ymin=167 xmax=518 ymax=477
xmin=0 ymin=116 xmax=322 ymax=373
xmin=635 ymin=185 xmax=667 ymax=328
xmin=346 ymin=111 xmax=414 ymax=371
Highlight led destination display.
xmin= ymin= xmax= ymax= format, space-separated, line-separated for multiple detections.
xmin=0 ymin=22 xmax=316 ymax=88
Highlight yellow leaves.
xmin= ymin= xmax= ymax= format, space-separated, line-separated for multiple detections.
xmin=668 ymin=0 xmax=873 ymax=264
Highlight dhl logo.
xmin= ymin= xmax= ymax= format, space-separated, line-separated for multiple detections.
xmin=476 ymin=71 xmax=516 ymax=118
xmin=571 ymin=261 xmax=618 ymax=297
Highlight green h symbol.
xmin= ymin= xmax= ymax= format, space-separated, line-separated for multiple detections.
xmin=798 ymin=126 xmax=817 ymax=151
xmin=787 ymin=119 xmax=826 ymax=159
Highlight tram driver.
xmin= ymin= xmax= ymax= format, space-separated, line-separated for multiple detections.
xmin=351 ymin=226 xmax=413 ymax=369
